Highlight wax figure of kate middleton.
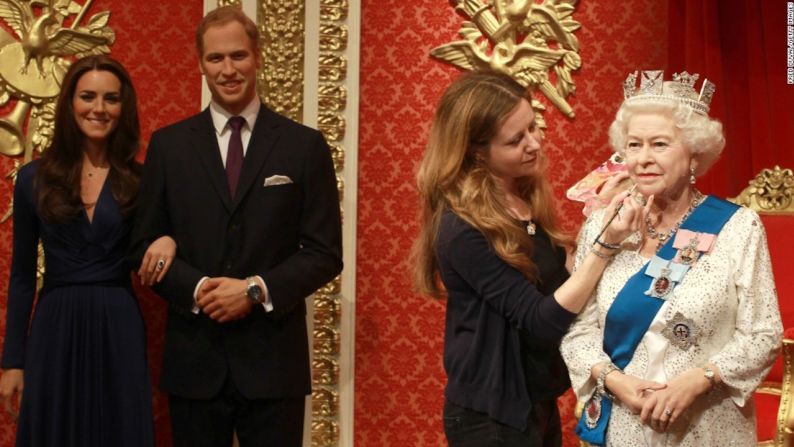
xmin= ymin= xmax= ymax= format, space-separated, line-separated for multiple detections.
xmin=412 ymin=70 xmax=653 ymax=447
xmin=0 ymin=55 xmax=175 ymax=447
xmin=561 ymin=71 xmax=783 ymax=446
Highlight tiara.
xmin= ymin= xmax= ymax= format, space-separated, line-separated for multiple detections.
xmin=622 ymin=70 xmax=716 ymax=115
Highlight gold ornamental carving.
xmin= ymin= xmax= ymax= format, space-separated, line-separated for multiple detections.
xmin=256 ymin=0 xmax=304 ymax=121
xmin=312 ymin=0 xmax=348 ymax=445
xmin=253 ymin=0 xmax=346 ymax=445
xmin=776 ymin=338 xmax=794 ymax=446
xmin=431 ymin=0 xmax=582 ymax=124
xmin=730 ymin=166 xmax=794 ymax=214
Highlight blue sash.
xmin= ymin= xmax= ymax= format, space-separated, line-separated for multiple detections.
xmin=575 ymin=196 xmax=739 ymax=445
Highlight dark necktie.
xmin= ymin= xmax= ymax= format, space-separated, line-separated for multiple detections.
xmin=226 ymin=116 xmax=245 ymax=197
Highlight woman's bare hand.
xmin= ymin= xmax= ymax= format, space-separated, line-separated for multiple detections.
xmin=138 ymin=235 xmax=177 ymax=286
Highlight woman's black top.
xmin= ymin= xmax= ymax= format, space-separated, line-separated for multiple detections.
xmin=519 ymin=221 xmax=571 ymax=403
xmin=437 ymin=210 xmax=575 ymax=431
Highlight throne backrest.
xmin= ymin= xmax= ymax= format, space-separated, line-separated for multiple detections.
xmin=730 ymin=165 xmax=794 ymax=353
xmin=729 ymin=165 xmax=794 ymax=446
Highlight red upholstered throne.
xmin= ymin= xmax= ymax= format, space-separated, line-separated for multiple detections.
xmin=730 ymin=166 xmax=794 ymax=446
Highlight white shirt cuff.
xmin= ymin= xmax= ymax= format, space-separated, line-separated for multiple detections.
xmin=192 ymin=276 xmax=209 ymax=314
xmin=255 ymin=275 xmax=274 ymax=312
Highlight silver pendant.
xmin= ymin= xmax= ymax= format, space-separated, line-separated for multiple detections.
xmin=526 ymin=221 xmax=536 ymax=235
xmin=662 ymin=312 xmax=700 ymax=350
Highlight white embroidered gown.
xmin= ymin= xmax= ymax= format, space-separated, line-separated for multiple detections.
xmin=561 ymin=202 xmax=782 ymax=446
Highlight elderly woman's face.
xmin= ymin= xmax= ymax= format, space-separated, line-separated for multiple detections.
xmin=624 ymin=112 xmax=693 ymax=200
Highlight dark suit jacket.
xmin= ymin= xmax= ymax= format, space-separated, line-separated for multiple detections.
xmin=131 ymin=104 xmax=343 ymax=400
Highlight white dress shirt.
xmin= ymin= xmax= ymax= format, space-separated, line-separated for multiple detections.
xmin=191 ymin=97 xmax=273 ymax=313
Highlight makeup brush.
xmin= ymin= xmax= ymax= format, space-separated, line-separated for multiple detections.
xmin=593 ymin=184 xmax=638 ymax=245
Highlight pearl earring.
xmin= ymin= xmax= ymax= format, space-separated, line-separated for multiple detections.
xmin=689 ymin=166 xmax=696 ymax=184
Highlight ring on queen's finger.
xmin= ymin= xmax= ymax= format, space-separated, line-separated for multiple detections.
xmin=156 ymin=259 xmax=166 ymax=271
xmin=664 ymin=409 xmax=673 ymax=417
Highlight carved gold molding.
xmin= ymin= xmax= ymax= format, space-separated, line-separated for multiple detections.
xmin=312 ymin=1 xmax=348 ymax=445
xmin=776 ymin=338 xmax=794 ymax=446
xmin=257 ymin=0 xmax=304 ymax=121
xmin=729 ymin=166 xmax=794 ymax=214
xmin=251 ymin=0 xmax=345 ymax=445
xmin=430 ymin=0 xmax=581 ymax=127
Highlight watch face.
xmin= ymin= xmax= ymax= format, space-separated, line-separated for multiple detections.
xmin=247 ymin=282 xmax=262 ymax=302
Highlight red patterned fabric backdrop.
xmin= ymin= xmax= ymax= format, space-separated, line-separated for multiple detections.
xmin=0 ymin=1 xmax=202 ymax=446
xmin=355 ymin=1 xmax=667 ymax=446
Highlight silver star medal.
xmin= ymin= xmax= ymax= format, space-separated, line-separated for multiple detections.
xmin=662 ymin=311 xmax=700 ymax=350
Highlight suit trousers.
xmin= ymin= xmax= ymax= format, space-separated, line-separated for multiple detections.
xmin=169 ymin=374 xmax=305 ymax=447
xmin=443 ymin=399 xmax=562 ymax=447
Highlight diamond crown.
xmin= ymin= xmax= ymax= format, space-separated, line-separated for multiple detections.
xmin=622 ymin=70 xmax=716 ymax=115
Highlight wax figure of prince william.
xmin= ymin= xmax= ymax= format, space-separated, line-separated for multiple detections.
xmin=131 ymin=6 xmax=343 ymax=446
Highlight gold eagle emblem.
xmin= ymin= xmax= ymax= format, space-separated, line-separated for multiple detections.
xmin=431 ymin=0 xmax=581 ymax=125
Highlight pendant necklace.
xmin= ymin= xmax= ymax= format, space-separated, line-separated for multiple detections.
xmin=645 ymin=191 xmax=704 ymax=252
xmin=526 ymin=220 xmax=536 ymax=235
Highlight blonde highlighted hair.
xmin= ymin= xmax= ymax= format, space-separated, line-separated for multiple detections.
xmin=412 ymin=70 xmax=571 ymax=298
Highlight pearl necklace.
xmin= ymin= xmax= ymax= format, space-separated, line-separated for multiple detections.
xmin=645 ymin=191 xmax=704 ymax=252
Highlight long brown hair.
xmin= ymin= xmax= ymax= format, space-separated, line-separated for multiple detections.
xmin=35 ymin=55 xmax=141 ymax=222
xmin=412 ymin=70 xmax=571 ymax=298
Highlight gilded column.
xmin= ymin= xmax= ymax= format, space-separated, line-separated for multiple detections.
xmin=311 ymin=0 xmax=349 ymax=445
xmin=257 ymin=0 xmax=304 ymax=121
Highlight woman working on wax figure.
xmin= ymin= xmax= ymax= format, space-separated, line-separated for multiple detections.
xmin=412 ymin=70 xmax=652 ymax=446
xmin=0 ymin=55 xmax=175 ymax=447
xmin=561 ymin=71 xmax=782 ymax=446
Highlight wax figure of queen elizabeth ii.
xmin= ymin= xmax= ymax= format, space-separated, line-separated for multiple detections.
xmin=561 ymin=71 xmax=783 ymax=446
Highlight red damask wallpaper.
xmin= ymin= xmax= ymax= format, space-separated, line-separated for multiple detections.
xmin=1 ymin=1 xmax=670 ymax=446
xmin=0 ymin=1 xmax=202 ymax=446
xmin=355 ymin=1 xmax=667 ymax=446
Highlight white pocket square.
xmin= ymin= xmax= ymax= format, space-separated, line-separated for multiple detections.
xmin=264 ymin=175 xmax=293 ymax=186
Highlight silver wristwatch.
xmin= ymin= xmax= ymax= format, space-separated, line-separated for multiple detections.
xmin=702 ymin=366 xmax=716 ymax=389
xmin=597 ymin=362 xmax=621 ymax=400
xmin=245 ymin=276 xmax=263 ymax=303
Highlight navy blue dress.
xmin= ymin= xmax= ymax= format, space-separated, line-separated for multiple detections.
xmin=1 ymin=161 xmax=154 ymax=447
